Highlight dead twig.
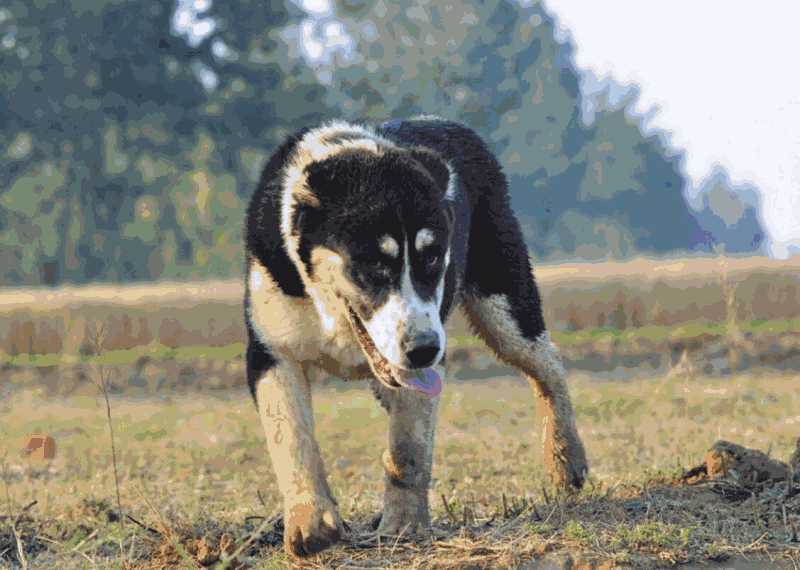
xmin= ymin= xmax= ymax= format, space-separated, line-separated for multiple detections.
xmin=2 ymin=461 xmax=33 ymax=570
xmin=531 ymin=502 xmax=543 ymax=522
xmin=88 ymin=322 xmax=124 ymax=528
xmin=256 ymin=489 xmax=268 ymax=512
xmin=126 ymin=514 xmax=161 ymax=536
xmin=541 ymin=485 xmax=551 ymax=506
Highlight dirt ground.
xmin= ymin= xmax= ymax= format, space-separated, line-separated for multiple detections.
xmin=2 ymin=368 xmax=800 ymax=568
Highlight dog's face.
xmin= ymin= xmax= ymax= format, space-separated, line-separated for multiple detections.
xmin=287 ymin=147 xmax=455 ymax=390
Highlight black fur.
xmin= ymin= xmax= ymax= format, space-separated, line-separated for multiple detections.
xmin=245 ymin=128 xmax=310 ymax=298
xmin=244 ymin=117 xmax=548 ymax=399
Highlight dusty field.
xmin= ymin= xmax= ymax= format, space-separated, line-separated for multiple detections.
xmin=2 ymin=369 xmax=800 ymax=568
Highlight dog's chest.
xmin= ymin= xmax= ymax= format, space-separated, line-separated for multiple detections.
xmin=247 ymin=261 xmax=371 ymax=380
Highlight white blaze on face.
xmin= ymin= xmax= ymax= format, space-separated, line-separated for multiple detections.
xmin=362 ymin=235 xmax=448 ymax=369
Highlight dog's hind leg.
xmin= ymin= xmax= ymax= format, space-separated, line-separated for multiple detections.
xmin=248 ymin=342 xmax=344 ymax=556
xmin=461 ymin=219 xmax=588 ymax=489
xmin=371 ymin=366 xmax=442 ymax=538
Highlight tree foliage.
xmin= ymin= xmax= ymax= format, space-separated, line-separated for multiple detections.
xmin=0 ymin=0 xmax=764 ymax=286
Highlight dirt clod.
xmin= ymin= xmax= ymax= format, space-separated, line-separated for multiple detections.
xmin=704 ymin=440 xmax=788 ymax=485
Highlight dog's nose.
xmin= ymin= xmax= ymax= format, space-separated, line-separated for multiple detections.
xmin=405 ymin=332 xmax=440 ymax=369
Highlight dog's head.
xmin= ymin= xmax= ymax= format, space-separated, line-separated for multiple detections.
xmin=283 ymin=143 xmax=455 ymax=393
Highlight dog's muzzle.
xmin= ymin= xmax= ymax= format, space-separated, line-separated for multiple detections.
xmin=404 ymin=332 xmax=441 ymax=369
xmin=345 ymin=303 xmax=443 ymax=398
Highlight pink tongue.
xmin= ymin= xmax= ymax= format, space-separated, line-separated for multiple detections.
xmin=406 ymin=368 xmax=442 ymax=398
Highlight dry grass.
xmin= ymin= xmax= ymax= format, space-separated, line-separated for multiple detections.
xmin=2 ymin=254 xmax=800 ymax=357
xmin=2 ymin=254 xmax=800 ymax=567
xmin=2 ymin=370 xmax=800 ymax=567
xmin=2 ymin=254 xmax=798 ymax=311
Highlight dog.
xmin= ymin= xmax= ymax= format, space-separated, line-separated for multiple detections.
xmin=244 ymin=116 xmax=588 ymax=557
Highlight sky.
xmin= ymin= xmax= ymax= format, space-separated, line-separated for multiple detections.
xmin=544 ymin=0 xmax=800 ymax=258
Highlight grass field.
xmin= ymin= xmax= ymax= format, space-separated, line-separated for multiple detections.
xmin=2 ymin=370 xmax=800 ymax=568
xmin=2 ymin=254 xmax=800 ymax=567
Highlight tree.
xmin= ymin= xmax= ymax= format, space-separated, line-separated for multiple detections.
xmin=0 ymin=0 xmax=331 ymax=285
xmin=328 ymin=0 xmax=718 ymax=260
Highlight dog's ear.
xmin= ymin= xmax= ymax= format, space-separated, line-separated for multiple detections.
xmin=291 ymin=159 xmax=335 ymax=236
xmin=291 ymin=199 xmax=323 ymax=238
xmin=409 ymin=149 xmax=452 ymax=199
xmin=303 ymin=157 xmax=339 ymax=201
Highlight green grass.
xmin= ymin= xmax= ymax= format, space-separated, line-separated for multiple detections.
xmin=5 ymin=342 xmax=246 ymax=367
xmin=552 ymin=317 xmax=800 ymax=346
xmin=6 ymin=317 xmax=799 ymax=368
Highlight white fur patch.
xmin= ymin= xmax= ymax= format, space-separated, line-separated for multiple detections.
xmin=380 ymin=235 xmax=400 ymax=258
xmin=324 ymin=251 xmax=344 ymax=266
xmin=531 ymin=331 xmax=567 ymax=380
xmin=467 ymin=294 xmax=528 ymax=356
xmin=249 ymin=268 xmax=263 ymax=292
xmin=444 ymin=162 xmax=458 ymax=201
xmin=466 ymin=294 xmax=568 ymax=392
xmin=414 ymin=228 xmax=435 ymax=252
xmin=247 ymin=259 xmax=310 ymax=350
xmin=362 ymin=242 xmax=447 ymax=368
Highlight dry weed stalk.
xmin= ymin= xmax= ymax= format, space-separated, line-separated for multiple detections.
xmin=2 ymin=457 xmax=29 ymax=570
xmin=717 ymin=251 xmax=746 ymax=373
xmin=668 ymin=349 xmax=696 ymax=382
xmin=717 ymin=251 xmax=743 ymax=342
xmin=87 ymin=322 xmax=124 ymax=527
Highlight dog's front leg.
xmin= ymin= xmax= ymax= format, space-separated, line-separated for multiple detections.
xmin=373 ymin=367 xmax=442 ymax=539
xmin=254 ymin=357 xmax=344 ymax=557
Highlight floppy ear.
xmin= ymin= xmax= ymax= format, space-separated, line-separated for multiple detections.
xmin=291 ymin=197 xmax=324 ymax=239
xmin=409 ymin=148 xmax=452 ymax=199
xmin=304 ymin=157 xmax=340 ymax=200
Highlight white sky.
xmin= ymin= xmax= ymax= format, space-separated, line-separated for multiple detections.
xmin=545 ymin=0 xmax=800 ymax=258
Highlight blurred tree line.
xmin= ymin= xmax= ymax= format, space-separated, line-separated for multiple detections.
xmin=0 ymin=0 xmax=765 ymax=286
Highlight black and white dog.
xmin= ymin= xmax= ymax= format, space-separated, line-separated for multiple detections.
xmin=244 ymin=116 xmax=588 ymax=557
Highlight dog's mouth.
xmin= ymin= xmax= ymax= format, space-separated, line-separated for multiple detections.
xmin=345 ymin=303 xmax=442 ymax=398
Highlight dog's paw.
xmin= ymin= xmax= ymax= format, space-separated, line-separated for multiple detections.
xmin=376 ymin=494 xmax=430 ymax=539
xmin=283 ymin=496 xmax=344 ymax=557
xmin=545 ymin=429 xmax=589 ymax=491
